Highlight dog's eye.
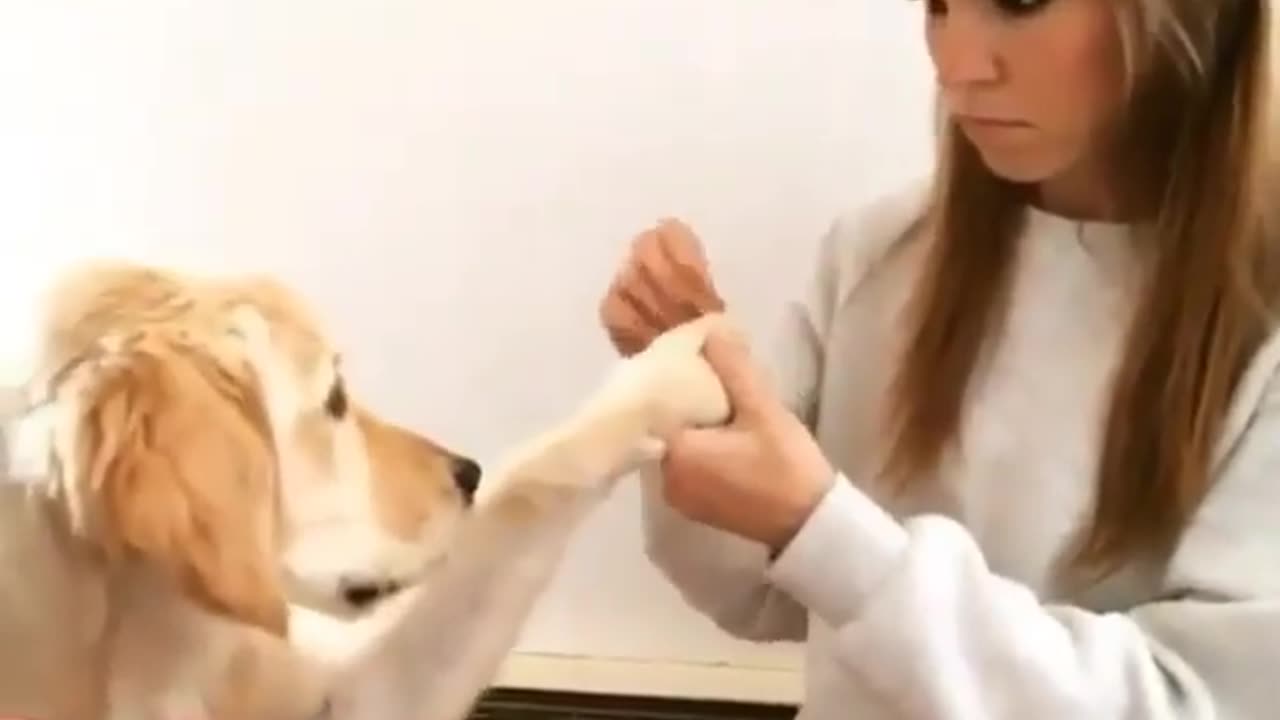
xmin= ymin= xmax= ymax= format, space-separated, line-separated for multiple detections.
xmin=324 ymin=378 xmax=348 ymax=420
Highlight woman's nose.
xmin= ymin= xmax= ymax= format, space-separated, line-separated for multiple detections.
xmin=928 ymin=11 xmax=1001 ymax=90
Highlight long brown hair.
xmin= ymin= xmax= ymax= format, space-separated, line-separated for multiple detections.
xmin=883 ymin=0 xmax=1280 ymax=574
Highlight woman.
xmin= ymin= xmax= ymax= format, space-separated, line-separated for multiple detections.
xmin=599 ymin=0 xmax=1278 ymax=718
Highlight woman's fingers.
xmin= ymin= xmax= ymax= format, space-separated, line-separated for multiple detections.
xmin=628 ymin=230 xmax=688 ymax=325
xmin=599 ymin=284 xmax=653 ymax=356
xmin=600 ymin=218 xmax=725 ymax=356
xmin=652 ymin=220 xmax=723 ymax=316
xmin=638 ymin=219 xmax=724 ymax=318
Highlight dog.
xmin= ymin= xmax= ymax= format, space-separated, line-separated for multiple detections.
xmin=0 ymin=261 xmax=732 ymax=720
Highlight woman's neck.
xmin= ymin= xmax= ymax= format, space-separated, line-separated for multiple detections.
xmin=1030 ymin=142 xmax=1150 ymax=224
xmin=1032 ymin=165 xmax=1127 ymax=223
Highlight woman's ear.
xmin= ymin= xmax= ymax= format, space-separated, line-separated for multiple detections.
xmin=75 ymin=337 xmax=288 ymax=636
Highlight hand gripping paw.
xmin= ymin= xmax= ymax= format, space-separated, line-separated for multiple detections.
xmin=589 ymin=313 xmax=733 ymax=446
xmin=630 ymin=313 xmax=733 ymax=435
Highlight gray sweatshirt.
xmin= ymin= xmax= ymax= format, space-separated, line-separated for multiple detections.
xmin=640 ymin=181 xmax=1280 ymax=719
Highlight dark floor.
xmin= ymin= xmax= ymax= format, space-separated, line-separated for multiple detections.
xmin=470 ymin=688 xmax=797 ymax=720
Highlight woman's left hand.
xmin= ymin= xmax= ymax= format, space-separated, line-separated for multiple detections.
xmin=659 ymin=326 xmax=836 ymax=554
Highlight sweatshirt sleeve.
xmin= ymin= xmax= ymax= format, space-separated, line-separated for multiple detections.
xmin=763 ymin=332 xmax=1280 ymax=719
xmin=637 ymin=216 xmax=841 ymax=642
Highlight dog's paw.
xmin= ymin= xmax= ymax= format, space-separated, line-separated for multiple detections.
xmin=473 ymin=315 xmax=735 ymax=516
xmin=594 ymin=313 xmax=733 ymax=438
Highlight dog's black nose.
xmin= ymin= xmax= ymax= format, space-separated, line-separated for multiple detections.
xmin=451 ymin=457 xmax=482 ymax=500
xmin=340 ymin=578 xmax=402 ymax=609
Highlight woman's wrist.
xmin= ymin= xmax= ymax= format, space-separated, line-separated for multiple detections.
xmin=764 ymin=471 xmax=834 ymax=557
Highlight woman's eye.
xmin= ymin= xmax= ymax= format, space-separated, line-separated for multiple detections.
xmin=912 ymin=0 xmax=1051 ymax=17
xmin=994 ymin=0 xmax=1051 ymax=16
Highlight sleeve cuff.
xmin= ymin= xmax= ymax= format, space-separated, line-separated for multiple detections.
xmin=765 ymin=475 xmax=908 ymax=627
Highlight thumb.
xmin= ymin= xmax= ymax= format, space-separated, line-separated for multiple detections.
xmin=700 ymin=324 xmax=772 ymax=421
xmin=661 ymin=423 xmax=739 ymax=481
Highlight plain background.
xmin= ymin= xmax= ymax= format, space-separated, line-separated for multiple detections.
xmin=0 ymin=0 xmax=934 ymax=700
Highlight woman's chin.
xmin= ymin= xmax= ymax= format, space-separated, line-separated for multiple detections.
xmin=972 ymin=147 xmax=1062 ymax=184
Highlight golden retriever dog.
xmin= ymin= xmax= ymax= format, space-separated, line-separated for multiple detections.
xmin=0 ymin=261 xmax=731 ymax=720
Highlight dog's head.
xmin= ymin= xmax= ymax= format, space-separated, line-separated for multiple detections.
xmin=28 ymin=262 xmax=479 ymax=636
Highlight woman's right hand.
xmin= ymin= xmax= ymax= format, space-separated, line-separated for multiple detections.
xmin=599 ymin=218 xmax=726 ymax=356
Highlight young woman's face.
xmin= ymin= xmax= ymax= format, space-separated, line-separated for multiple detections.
xmin=924 ymin=0 xmax=1129 ymax=185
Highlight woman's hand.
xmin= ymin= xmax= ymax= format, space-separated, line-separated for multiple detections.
xmin=660 ymin=325 xmax=835 ymax=554
xmin=600 ymin=219 xmax=725 ymax=356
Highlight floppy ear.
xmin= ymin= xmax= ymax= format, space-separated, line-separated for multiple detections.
xmin=74 ymin=338 xmax=288 ymax=636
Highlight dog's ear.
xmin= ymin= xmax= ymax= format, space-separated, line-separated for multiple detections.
xmin=74 ymin=337 xmax=288 ymax=636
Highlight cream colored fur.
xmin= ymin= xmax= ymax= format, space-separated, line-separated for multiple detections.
xmin=0 ymin=261 xmax=731 ymax=720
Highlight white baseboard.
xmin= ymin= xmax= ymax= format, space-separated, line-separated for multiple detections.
xmin=494 ymin=652 xmax=803 ymax=706
xmin=290 ymin=603 xmax=803 ymax=705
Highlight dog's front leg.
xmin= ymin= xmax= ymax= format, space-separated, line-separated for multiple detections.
xmin=206 ymin=629 xmax=334 ymax=720
xmin=323 ymin=315 xmax=732 ymax=720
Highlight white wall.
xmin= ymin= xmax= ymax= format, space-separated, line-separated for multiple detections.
xmin=0 ymin=1 xmax=934 ymax=701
